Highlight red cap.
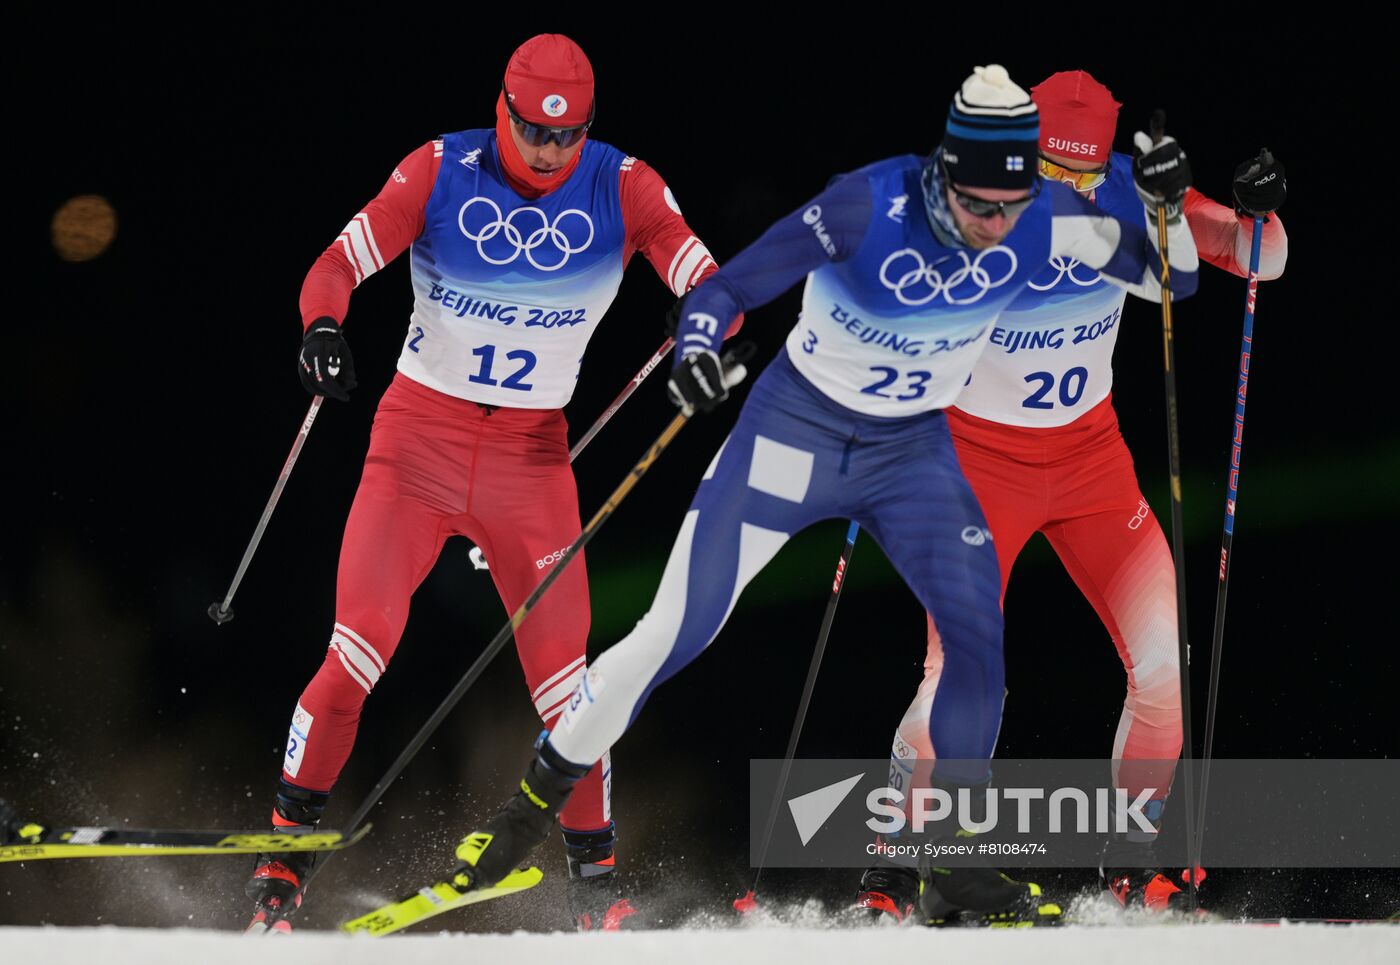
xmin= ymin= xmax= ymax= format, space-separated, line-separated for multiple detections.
xmin=503 ymin=34 xmax=594 ymax=127
xmin=1030 ymin=70 xmax=1121 ymax=164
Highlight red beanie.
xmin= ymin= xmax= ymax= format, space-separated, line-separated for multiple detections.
xmin=1030 ymin=70 xmax=1120 ymax=164
xmin=503 ymin=34 xmax=594 ymax=127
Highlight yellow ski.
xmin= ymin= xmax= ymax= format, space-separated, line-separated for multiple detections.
xmin=0 ymin=823 xmax=370 ymax=862
xmin=342 ymin=866 xmax=543 ymax=936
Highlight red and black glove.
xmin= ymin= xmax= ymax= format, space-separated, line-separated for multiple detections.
xmin=298 ymin=317 xmax=357 ymax=402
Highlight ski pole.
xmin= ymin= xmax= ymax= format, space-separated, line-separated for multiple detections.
xmin=1193 ymin=214 xmax=1266 ymax=874
xmin=570 ymin=337 xmax=674 ymax=461
xmin=1148 ymin=108 xmax=1199 ymax=912
xmin=736 ymin=521 xmax=860 ymax=913
xmin=468 ymin=337 xmax=675 ymax=571
xmin=261 ymin=345 xmax=752 ymax=927
xmin=209 ymin=396 xmax=323 ymax=624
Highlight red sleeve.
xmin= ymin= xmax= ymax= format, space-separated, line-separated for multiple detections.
xmin=298 ymin=140 xmax=443 ymax=329
xmin=619 ymin=158 xmax=744 ymax=336
xmin=1182 ymin=187 xmax=1288 ymax=281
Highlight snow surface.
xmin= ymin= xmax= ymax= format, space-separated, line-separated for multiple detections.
xmin=2 ymin=922 xmax=1396 ymax=965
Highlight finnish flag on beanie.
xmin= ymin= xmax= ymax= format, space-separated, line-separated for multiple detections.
xmin=941 ymin=65 xmax=1039 ymax=190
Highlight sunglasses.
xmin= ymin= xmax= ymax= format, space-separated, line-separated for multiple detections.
xmin=1037 ymin=155 xmax=1109 ymax=192
xmin=503 ymin=87 xmax=594 ymax=148
xmin=944 ymin=170 xmax=1040 ymax=221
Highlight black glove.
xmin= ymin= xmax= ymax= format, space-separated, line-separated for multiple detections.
xmin=1133 ymin=119 xmax=1191 ymax=220
xmin=1233 ymin=148 xmax=1285 ymax=218
xmin=663 ymin=294 xmax=687 ymax=338
xmin=298 ymin=316 xmax=357 ymax=401
xmin=668 ymin=349 xmax=729 ymax=413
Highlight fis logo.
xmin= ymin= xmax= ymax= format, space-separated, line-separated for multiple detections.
xmin=886 ymin=195 xmax=908 ymax=223
xmin=461 ymin=149 xmax=482 ymax=168
xmin=681 ymin=311 xmax=720 ymax=353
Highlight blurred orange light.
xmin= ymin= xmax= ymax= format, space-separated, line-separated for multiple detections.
xmin=52 ymin=194 xmax=118 ymax=262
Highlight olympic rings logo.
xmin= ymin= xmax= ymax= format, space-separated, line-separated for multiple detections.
xmin=878 ymin=246 xmax=1018 ymax=306
xmin=457 ymin=197 xmax=594 ymax=272
xmin=1028 ymin=255 xmax=1102 ymax=291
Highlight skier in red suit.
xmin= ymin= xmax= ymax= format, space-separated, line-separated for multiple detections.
xmin=244 ymin=33 xmax=737 ymax=932
xmin=857 ymin=70 xmax=1288 ymax=920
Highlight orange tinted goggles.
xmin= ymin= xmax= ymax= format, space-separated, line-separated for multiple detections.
xmin=1038 ymin=155 xmax=1109 ymax=192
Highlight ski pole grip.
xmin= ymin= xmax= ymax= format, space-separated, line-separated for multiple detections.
xmin=721 ymin=342 xmax=757 ymax=391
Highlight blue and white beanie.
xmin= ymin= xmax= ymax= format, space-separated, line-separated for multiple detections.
xmin=941 ymin=65 xmax=1039 ymax=190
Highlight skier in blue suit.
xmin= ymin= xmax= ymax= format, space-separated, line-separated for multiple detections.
xmin=450 ymin=64 xmax=1198 ymax=924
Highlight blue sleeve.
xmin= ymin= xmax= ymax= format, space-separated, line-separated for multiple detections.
xmin=673 ymin=173 xmax=874 ymax=362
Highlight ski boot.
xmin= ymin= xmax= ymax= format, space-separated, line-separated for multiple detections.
xmin=853 ymin=852 xmax=921 ymax=923
xmin=914 ymin=776 xmax=1061 ymax=927
xmin=1101 ymin=833 xmax=1204 ymax=914
xmin=563 ymin=822 xmax=639 ymax=931
xmin=451 ymin=735 xmax=586 ymax=893
xmin=918 ymin=833 xmax=1061 ymax=927
xmin=0 ymin=799 xmax=45 ymax=846
xmin=245 ymin=780 xmax=329 ymax=933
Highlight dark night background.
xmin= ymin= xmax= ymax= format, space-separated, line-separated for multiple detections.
xmin=3 ymin=14 xmax=1395 ymax=929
